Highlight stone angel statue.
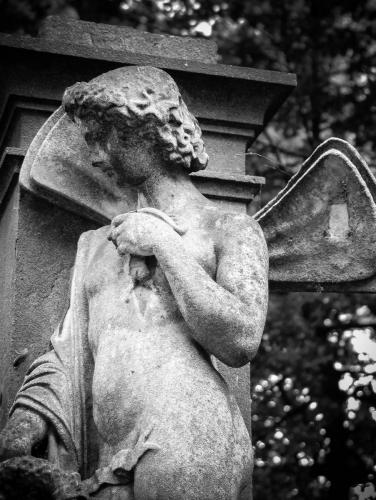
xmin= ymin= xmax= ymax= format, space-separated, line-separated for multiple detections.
xmin=0 ymin=66 xmax=268 ymax=500
xmin=2 ymin=65 xmax=376 ymax=500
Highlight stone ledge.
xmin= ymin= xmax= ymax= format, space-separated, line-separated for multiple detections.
xmin=39 ymin=16 xmax=219 ymax=64
xmin=0 ymin=33 xmax=296 ymax=133
xmin=0 ymin=32 xmax=297 ymax=88
xmin=191 ymin=170 xmax=265 ymax=185
xmin=191 ymin=171 xmax=263 ymax=203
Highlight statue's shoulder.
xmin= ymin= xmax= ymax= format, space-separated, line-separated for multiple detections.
xmin=78 ymin=225 xmax=110 ymax=245
xmin=75 ymin=225 xmax=111 ymax=264
xmin=211 ymin=209 xmax=265 ymax=241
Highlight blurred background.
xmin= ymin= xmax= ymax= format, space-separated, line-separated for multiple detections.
xmin=1 ymin=1 xmax=376 ymax=498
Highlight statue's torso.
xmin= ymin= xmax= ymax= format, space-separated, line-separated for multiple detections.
xmin=83 ymin=218 xmax=251 ymax=472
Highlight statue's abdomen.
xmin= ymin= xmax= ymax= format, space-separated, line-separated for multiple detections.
xmin=84 ymin=232 xmax=251 ymax=469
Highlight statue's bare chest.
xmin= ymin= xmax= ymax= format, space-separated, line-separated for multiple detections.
xmin=84 ymin=227 xmax=217 ymax=298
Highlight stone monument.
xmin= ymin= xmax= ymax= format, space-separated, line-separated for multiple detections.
xmin=3 ymin=15 xmax=376 ymax=500
xmin=0 ymin=64 xmax=269 ymax=499
xmin=1 ymin=19 xmax=295 ymax=498
xmin=0 ymin=18 xmax=296 ymax=442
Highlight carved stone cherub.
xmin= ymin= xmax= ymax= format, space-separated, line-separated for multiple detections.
xmin=0 ymin=66 xmax=268 ymax=499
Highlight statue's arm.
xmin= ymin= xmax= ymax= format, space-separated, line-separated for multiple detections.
xmin=154 ymin=215 xmax=269 ymax=367
xmin=0 ymin=407 xmax=47 ymax=460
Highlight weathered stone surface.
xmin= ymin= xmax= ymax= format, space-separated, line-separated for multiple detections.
xmin=257 ymin=137 xmax=376 ymax=283
xmin=1 ymin=66 xmax=269 ymax=499
xmin=39 ymin=16 xmax=219 ymax=64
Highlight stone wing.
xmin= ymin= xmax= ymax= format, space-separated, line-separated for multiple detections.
xmin=255 ymin=138 xmax=376 ymax=283
xmin=20 ymin=106 xmax=137 ymax=225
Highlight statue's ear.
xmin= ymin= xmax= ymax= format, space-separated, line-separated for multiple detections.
xmin=256 ymin=138 xmax=376 ymax=283
xmin=20 ymin=107 xmax=137 ymax=225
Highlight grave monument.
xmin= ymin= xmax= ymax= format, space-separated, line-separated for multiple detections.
xmin=2 ymin=15 xmax=376 ymax=500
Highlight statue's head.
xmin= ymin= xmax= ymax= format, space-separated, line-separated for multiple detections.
xmin=63 ymin=66 xmax=208 ymax=184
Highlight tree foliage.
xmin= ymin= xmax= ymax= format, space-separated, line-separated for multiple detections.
xmin=252 ymin=293 xmax=376 ymax=499
xmin=1 ymin=1 xmax=376 ymax=498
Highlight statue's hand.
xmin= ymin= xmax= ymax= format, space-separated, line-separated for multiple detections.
xmin=108 ymin=211 xmax=176 ymax=256
xmin=0 ymin=430 xmax=32 ymax=461
xmin=0 ymin=409 xmax=47 ymax=462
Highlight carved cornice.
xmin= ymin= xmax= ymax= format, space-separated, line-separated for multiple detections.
xmin=0 ymin=32 xmax=296 ymax=138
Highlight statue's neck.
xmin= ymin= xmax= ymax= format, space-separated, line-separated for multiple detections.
xmin=138 ymin=169 xmax=206 ymax=219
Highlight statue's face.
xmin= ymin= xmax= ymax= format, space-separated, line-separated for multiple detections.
xmin=78 ymin=117 xmax=162 ymax=187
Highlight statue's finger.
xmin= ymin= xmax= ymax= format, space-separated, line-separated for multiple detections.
xmin=117 ymin=244 xmax=128 ymax=255
xmin=107 ymin=230 xmax=115 ymax=243
xmin=107 ymin=230 xmax=113 ymax=241
xmin=108 ymin=226 xmax=121 ymax=245
xmin=112 ymin=213 xmax=128 ymax=228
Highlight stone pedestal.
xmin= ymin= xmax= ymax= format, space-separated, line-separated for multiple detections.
xmin=0 ymin=17 xmax=296 ymax=433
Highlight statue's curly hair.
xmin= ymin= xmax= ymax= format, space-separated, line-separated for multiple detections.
xmin=63 ymin=66 xmax=208 ymax=172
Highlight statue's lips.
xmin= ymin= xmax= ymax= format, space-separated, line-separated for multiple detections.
xmin=92 ymin=160 xmax=108 ymax=168
xmin=91 ymin=160 xmax=116 ymax=178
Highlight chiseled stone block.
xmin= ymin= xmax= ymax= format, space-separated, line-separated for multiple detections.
xmin=39 ymin=15 xmax=219 ymax=64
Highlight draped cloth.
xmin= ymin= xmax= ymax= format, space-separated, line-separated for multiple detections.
xmin=10 ymin=232 xmax=99 ymax=478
